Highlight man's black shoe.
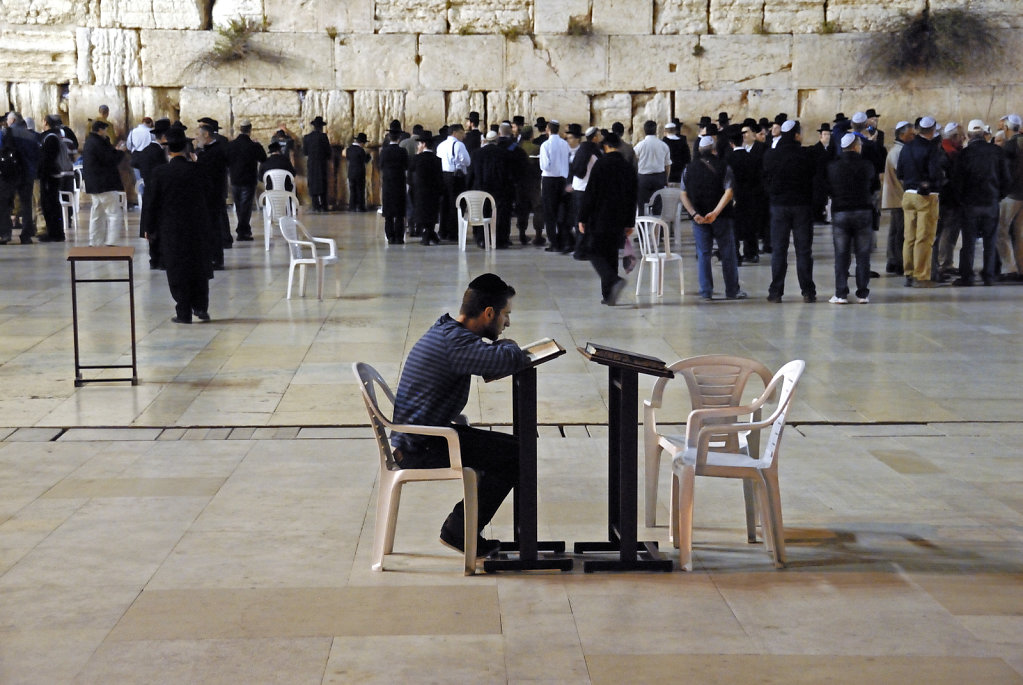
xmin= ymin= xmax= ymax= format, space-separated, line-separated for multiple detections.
xmin=544 ymin=245 xmax=557 ymax=252
xmin=904 ymin=276 xmax=914 ymax=288
xmin=19 ymin=235 xmax=33 ymax=245
xmin=519 ymin=234 xmax=530 ymax=245
xmin=475 ymin=238 xmax=486 ymax=249
xmin=171 ymin=316 xmax=192 ymax=324
xmin=607 ymin=277 xmax=627 ymax=306
xmin=951 ymin=278 xmax=973 ymax=287
xmin=803 ymin=294 xmax=817 ymax=303
xmin=192 ymin=309 xmax=211 ymax=321
xmin=532 ymin=236 xmax=547 ymax=246
xmin=767 ymin=294 xmax=782 ymax=303
xmin=439 ymin=527 xmax=501 ymax=558
xmin=237 ymin=234 xmax=254 ymax=241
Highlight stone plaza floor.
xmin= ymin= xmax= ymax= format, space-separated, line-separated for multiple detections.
xmin=1 ymin=209 xmax=1022 ymax=683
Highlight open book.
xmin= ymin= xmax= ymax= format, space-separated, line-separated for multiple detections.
xmin=522 ymin=337 xmax=565 ymax=364
xmin=580 ymin=342 xmax=667 ymax=371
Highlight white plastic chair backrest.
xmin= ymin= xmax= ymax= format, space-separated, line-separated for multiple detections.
xmin=353 ymin=362 xmax=401 ymax=471
xmin=660 ymin=355 xmax=773 ymax=452
xmin=456 ymin=191 xmax=494 ymax=224
xmin=278 ymin=216 xmax=307 ymax=261
xmin=647 ymin=187 xmax=682 ymax=223
xmin=635 ymin=216 xmax=670 ymax=258
xmin=73 ymin=168 xmax=83 ymax=193
xmin=263 ymin=169 xmax=295 ymax=191
xmin=754 ymin=360 xmax=805 ymax=468
xmin=263 ymin=190 xmax=297 ymax=220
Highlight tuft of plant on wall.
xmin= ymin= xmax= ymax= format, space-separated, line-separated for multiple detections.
xmin=870 ymin=8 xmax=1001 ymax=76
xmin=190 ymin=17 xmax=282 ymax=70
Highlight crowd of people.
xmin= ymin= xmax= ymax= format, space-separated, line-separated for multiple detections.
xmin=2 ymin=105 xmax=1021 ymax=308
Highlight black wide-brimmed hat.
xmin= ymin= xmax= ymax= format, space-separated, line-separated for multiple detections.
xmin=566 ymin=123 xmax=584 ymax=137
xmin=817 ymin=123 xmax=831 ymax=132
xmin=865 ymin=108 xmax=881 ymax=119
xmin=310 ymin=116 xmax=326 ymax=127
xmin=355 ymin=132 xmax=368 ymax=143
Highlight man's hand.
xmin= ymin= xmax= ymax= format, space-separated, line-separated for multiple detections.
xmin=578 ymin=222 xmax=586 ymax=234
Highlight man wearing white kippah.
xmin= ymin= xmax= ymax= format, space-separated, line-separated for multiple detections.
xmin=882 ymin=121 xmax=915 ymax=275
xmin=821 ymin=133 xmax=880 ymax=303
xmin=995 ymin=114 xmax=1023 ymax=281
xmin=896 ymin=116 xmax=946 ymax=287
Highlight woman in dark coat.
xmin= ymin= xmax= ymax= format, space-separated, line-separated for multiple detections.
xmin=378 ymin=129 xmax=409 ymax=244
xmin=408 ymin=132 xmax=443 ymax=245
xmin=302 ymin=116 xmax=331 ymax=211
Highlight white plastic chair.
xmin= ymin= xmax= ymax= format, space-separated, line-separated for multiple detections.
xmin=645 ymin=187 xmax=684 ymax=251
xmin=72 ymin=168 xmax=83 ymax=216
xmin=115 ymin=191 xmax=130 ymax=234
xmin=135 ymin=179 xmax=144 ymax=213
xmin=262 ymin=168 xmax=295 ymax=192
xmin=643 ymin=355 xmax=773 ymax=545
xmin=58 ymin=190 xmax=78 ymax=237
xmin=455 ymin=191 xmax=496 ymax=251
xmin=279 ymin=216 xmax=340 ymax=300
xmin=258 ymin=189 xmax=299 ymax=251
xmin=634 ymin=216 xmax=684 ymax=297
xmin=672 ymin=359 xmax=805 ymax=571
xmin=352 ymin=362 xmax=479 ymax=575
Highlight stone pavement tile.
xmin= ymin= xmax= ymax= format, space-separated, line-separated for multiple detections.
xmin=909 ymin=572 xmax=1023 ymax=616
xmin=322 ymin=635 xmax=505 ymax=685
xmin=6 ymin=427 xmax=62 ymax=441
xmin=60 ymin=427 xmax=163 ymax=441
xmin=0 ymin=629 xmax=112 ymax=684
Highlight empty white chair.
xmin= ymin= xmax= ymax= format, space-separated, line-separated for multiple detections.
xmin=645 ymin=187 xmax=684 ymax=251
xmin=258 ymin=189 xmax=299 ymax=251
xmin=262 ymin=168 xmax=295 ymax=192
xmin=643 ymin=355 xmax=773 ymax=544
xmin=58 ymin=190 xmax=78 ymax=238
xmin=115 ymin=191 xmax=130 ymax=234
xmin=634 ymin=216 xmax=684 ymax=297
xmin=353 ymin=362 xmax=479 ymax=575
xmin=279 ymin=216 xmax=340 ymax=300
xmin=455 ymin=191 xmax=496 ymax=251
xmin=672 ymin=359 xmax=805 ymax=571
xmin=135 ymin=178 xmax=144 ymax=213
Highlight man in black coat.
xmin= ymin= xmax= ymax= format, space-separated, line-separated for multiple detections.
xmin=133 ymin=118 xmax=170 ymax=266
xmin=142 ymin=128 xmax=214 ymax=323
xmin=344 ymin=133 xmax=370 ymax=211
xmin=469 ymin=125 xmax=515 ymax=248
xmin=303 ymin=116 xmax=331 ymax=211
xmin=82 ymin=120 xmax=126 ymax=246
xmin=409 ymin=132 xmax=443 ymax=245
xmin=258 ymin=141 xmax=296 ymax=187
xmin=663 ymin=119 xmax=690 ymax=185
xmin=379 ymin=128 xmax=409 ymax=244
xmin=763 ymin=120 xmax=818 ymax=302
xmin=577 ymin=132 xmax=637 ymax=305
xmin=727 ymin=125 xmax=764 ymax=264
xmin=195 ymin=121 xmax=231 ymax=270
xmin=225 ymin=120 xmax=266 ymax=240
xmin=37 ymin=114 xmax=75 ymax=242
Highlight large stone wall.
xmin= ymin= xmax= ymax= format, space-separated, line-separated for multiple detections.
xmin=3 ymin=0 xmax=1022 ymax=147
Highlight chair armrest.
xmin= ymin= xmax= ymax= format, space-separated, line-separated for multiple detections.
xmin=310 ymin=236 xmax=338 ymax=258
xmin=386 ymin=421 xmax=464 ymax=469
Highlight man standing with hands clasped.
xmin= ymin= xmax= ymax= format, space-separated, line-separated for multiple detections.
xmin=391 ymin=273 xmax=528 ymax=558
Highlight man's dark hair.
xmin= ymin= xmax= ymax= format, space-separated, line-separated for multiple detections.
xmin=548 ymin=121 xmax=560 ymax=134
xmin=603 ymin=132 xmax=621 ymax=149
xmin=449 ymin=124 xmax=464 ymax=134
xmin=388 ymin=130 xmax=400 ymax=142
xmin=460 ymin=273 xmax=516 ymax=318
xmin=643 ymin=120 xmax=657 ymax=135
xmin=611 ymin=122 xmax=624 ymax=135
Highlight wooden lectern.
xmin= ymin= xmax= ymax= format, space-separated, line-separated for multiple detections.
xmin=575 ymin=343 xmax=675 ymax=572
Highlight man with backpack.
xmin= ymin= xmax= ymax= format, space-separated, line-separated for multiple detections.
xmin=37 ymin=114 xmax=75 ymax=242
xmin=0 ymin=122 xmax=21 ymax=245
xmin=3 ymin=112 xmax=40 ymax=244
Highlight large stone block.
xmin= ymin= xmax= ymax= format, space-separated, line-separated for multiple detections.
xmin=8 ymin=82 xmax=62 ymax=128
xmin=932 ymin=0 xmax=1023 ymax=29
xmin=952 ymin=87 xmax=1020 ymax=125
xmin=608 ymin=36 xmax=699 ymax=90
xmin=593 ymin=0 xmax=653 ymax=35
xmin=654 ymin=0 xmax=709 ymax=34
xmin=698 ymin=35 xmax=791 ymax=90
xmin=336 ymin=35 xmax=417 ymax=91
xmin=140 ymin=30 xmax=334 ymax=89
xmin=532 ymin=91 xmax=590 ymax=126
xmin=68 ymin=84 xmax=127 ymax=141
xmin=404 ymin=90 xmax=446 ymax=130
xmin=448 ymin=0 xmax=531 ymax=34
xmin=825 ymin=0 xmax=925 ymax=32
xmin=534 ymin=0 xmax=590 ymax=34
xmin=794 ymin=87 xmax=843 ymax=130
xmin=0 ymin=26 xmax=77 ymax=83
xmin=445 ymin=92 xmax=486 ymax=127
xmin=763 ymin=0 xmax=824 ymax=34
xmin=375 ymin=0 xmax=447 ymax=34
xmin=709 ymin=0 xmax=765 ymax=34
xmin=630 ymin=92 xmax=672 ymax=142
xmin=211 ymin=0 xmax=264 ymax=27
xmin=419 ymin=36 xmax=504 ymax=91
xmin=2 ymin=0 xmax=90 ymax=26
xmin=178 ymin=88 xmax=233 ymax=134
xmin=832 ymin=87 xmax=956 ymax=131
xmin=486 ymin=91 xmax=533 ymax=129
xmin=77 ymin=28 xmax=142 ymax=86
xmin=100 ymin=0 xmax=208 ymax=30
xmin=231 ymin=88 xmax=303 ymax=143
xmin=301 ymin=90 xmax=354 ymax=142
xmin=505 ymin=35 xmax=608 ymax=91
xmin=590 ymin=92 xmax=634 ymax=134
xmin=792 ymin=35 xmax=881 ymax=88
xmin=265 ymin=0 xmax=373 ymax=34
xmin=126 ymin=86 xmax=180 ymax=125
xmin=353 ymin=90 xmax=407 ymax=146
xmin=673 ymin=88 xmax=797 ymax=126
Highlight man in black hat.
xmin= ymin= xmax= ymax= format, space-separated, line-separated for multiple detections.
xmin=408 ymin=131 xmax=443 ymax=245
xmin=469 ymin=122 xmax=515 ymax=248
xmin=464 ymin=112 xmax=482 ymax=154
xmin=37 ymin=114 xmax=75 ymax=242
xmin=343 ymin=132 xmax=370 ymax=211
xmin=225 ymin=120 xmax=266 ymax=240
xmin=511 ymin=115 xmax=525 ymax=142
xmin=865 ymin=108 xmax=885 ymax=149
xmin=196 ymin=118 xmax=231 ymax=251
xmin=134 ymin=118 xmax=171 ymax=266
xmin=142 ymin=127 xmax=214 ymax=324
xmin=194 ymin=120 xmax=230 ymax=269
xmin=663 ymin=119 xmax=690 ymax=185
xmin=303 ymin=116 xmax=331 ymax=211
xmin=259 ymin=140 xmax=296 ymax=185
xmin=379 ymin=126 xmax=409 ymax=244
xmin=811 ymin=123 xmax=836 ymax=223
xmin=533 ymin=117 xmax=549 ymax=147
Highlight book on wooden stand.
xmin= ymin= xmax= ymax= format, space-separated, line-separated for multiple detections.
xmin=485 ymin=337 xmax=566 ymax=382
xmin=577 ymin=342 xmax=672 ymax=376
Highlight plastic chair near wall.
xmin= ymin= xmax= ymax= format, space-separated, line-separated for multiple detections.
xmin=634 ymin=216 xmax=684 ymax=297
xmin=643 ymin=355 xmax=774 ymax=545
xmin=279 ymin=216 xmax=340 ymax=300
xmin=135 ymin=179 xmax=144 ymax=213
xmin=258 ymin=189 xmax=298 ymax=251
xmin=671 ymin=359 xmax=805 ymax=571
xmin=455 ymin=191 xmax=496 ymax=251
xmin=645 ymin=187 xmax=685 ymax=251
xmin=352 ymin=362 xmax=479 ymax=575
xmin=58 ymin=190 xmax=78 ymax=238
xmin=115 ymin=191 xmax=130 ymax=234
xmin=262 ymin=168 xmax=295 ymax=192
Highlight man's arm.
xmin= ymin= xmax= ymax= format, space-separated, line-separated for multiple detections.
xmin=447 ymin=334 xmax=528 ymax=379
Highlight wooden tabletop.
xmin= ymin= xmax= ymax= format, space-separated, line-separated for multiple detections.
xmin=67 ymin=246 xmax=135 ymax=260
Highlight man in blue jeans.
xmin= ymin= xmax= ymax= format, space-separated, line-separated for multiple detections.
xmin=763 ymin=120 xmax=818 ymax=303
xmin=821 ymin=133 xmax=881 ymax=303
xmin=681 ymin=135 xmax=746 ymax=301
xmin=390 ymin=274 xmax=528 ymax=558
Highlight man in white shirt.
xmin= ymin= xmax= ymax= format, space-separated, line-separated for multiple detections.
xmin=633 ymin=120 xmax=670 ymax=215
xmin=126 ymin=117 xmax=154 ymax=184
xmin=539 ymin=120 xmax=571 ymax=252
xmin=435 ymin=124 xmax=471 ymax=240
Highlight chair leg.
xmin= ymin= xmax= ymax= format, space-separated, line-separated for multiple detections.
xmin=315 ymin=261 xmax=325 ymax=300
xmin=298 ymin=264 xmax=307 ymax=298
xmin=759 ymin=470 xmax=786 ymax=567
xmin=334 ymin=263 xmax=341 ymax=298
xmin=644 ymin=444 xmax=661 ymax=529
xmin=743 ymin=479 xmax=758 ymax=543
xmin=462 ymin=468 xmax=478 ymax=576
xmin=265 ymin=220 xmax=272 ymax=251
xmin=676 ymin=464 xmax=696 ymax=571
xmin=372 ymin=472 xmax=400 ymax=571
xmin=677 ymin=260 xmax=685 ymax=295
xmin=458 ymin=220 xmax=467 ymax=251
xmin=634 ymin=261 xmax=645 ymax=297
xmin=670 ymin=472 xmax=679 ymax=548
xmin=286 ymin=262 xmax=296 ymax=300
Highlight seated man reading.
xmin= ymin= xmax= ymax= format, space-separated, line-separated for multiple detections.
xmin=391 ymin=273 xmax=528 ymax=558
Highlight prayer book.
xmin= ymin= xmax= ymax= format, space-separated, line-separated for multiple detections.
xmin=579 ymin=342 xmax=668 ymax=372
